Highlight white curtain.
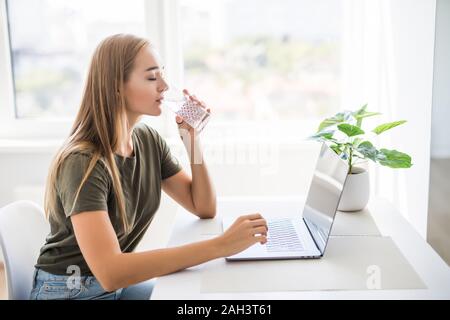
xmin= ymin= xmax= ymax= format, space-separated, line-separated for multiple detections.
xmin=341 ymin=0 xmax=437 ymax=238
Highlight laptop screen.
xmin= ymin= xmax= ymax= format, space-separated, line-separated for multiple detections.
xmin=302 ymin=143 xmax=349 ymax=255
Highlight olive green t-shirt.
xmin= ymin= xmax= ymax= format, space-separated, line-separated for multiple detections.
xmin=36 ymin=123 xmax=182 ymax=276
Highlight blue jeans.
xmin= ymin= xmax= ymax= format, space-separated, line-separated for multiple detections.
xmin=29 ymin=268 xmax=155 ymax=300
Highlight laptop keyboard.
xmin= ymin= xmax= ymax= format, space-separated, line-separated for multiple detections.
xmin=265 ymin=218 xmax=304 ymax=252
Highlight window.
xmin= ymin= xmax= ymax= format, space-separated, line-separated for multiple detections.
xmin=4 ymin=0 xmax=344 ymax=139
xmin=180 ymin=0 xmax=344 ymax=124
xmin=6 ymin=0 xmax=146 ymax=119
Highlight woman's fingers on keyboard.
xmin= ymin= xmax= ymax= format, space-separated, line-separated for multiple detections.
xmin=254 ymin=234 xmax=268 ymax=244
xmin=252 ymin=226 xmax=268 ymax=235
xmin=250 ymin=219 xmax=268 ymax=230
xmin=240 ymin=213 xmax=263 ymax=221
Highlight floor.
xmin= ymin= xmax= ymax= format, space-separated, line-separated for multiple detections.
xmin=427 ymin=158 xmax=450 ymax=266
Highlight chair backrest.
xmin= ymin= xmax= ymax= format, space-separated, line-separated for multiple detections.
xmin=0 ymin=200 xmax=49 ymax=300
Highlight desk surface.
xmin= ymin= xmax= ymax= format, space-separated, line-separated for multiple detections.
xmin=151 ymin=196 xmax=450 ymax=299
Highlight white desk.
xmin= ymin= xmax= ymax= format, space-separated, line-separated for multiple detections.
xmin=151 ymin=196 xmax=450 ymax=299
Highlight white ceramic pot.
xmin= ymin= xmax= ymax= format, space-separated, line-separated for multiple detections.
xmin=338 ymin=166 xmax=370 ymax=212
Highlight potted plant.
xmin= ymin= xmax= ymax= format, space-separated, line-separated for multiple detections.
xmin=309 ymin=104 xmax=413 ymax=211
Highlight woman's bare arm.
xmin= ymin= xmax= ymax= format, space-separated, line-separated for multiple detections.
xmin=71 ymin=210 xmax=267 ymax=292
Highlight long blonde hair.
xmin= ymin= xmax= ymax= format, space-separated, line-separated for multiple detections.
xmin=44 ymin=34 xmax=149 ymax=234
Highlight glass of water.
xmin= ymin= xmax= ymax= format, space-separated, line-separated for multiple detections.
xmin=163 ymin=86 xmax=211 ymax=133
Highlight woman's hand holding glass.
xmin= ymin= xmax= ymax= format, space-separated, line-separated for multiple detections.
xmin=163 ymin=86 xmax=211 ymax=136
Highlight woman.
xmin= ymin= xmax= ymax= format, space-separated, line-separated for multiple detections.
xmin=29 ymin=34 xmax=268 ymax=300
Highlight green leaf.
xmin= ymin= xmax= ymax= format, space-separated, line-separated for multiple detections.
xmin=377 ymin=149 xmax=413 ymax=168
xmin=337 ymin=123 xmax=365 ymax=137
xmin=372 ymin=120 xmax=407 ymax=135
xmin=355 ymin=111 xmax=381 ymax=119
xmin=353 ymin=104 xmax=368 ymax=116
xmin=309 ymin=129 xmax=335 ymax=141
xmin=352 ymin=104 xmax=381 ymax=127
xmin=317 ymin=119 xmax=340 ymax=132
xmin=330 ymin=144 xmax=343 ymax=155
xmin=356 ymin=141 xmax=379 ymax=161
xmin=317 ymin=111 xmax=353 ymax=132
xmin=352 ymin=138 xmax=363 ymax=147
xmin=353 ymin=104 xmax=381 ymax=120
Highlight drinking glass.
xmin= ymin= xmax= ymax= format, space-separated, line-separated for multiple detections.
xmin=163 ymin=86 xmax=211 ymax=133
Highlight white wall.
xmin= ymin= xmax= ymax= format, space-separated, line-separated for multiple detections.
xmin=431 ymin=0 xmax=450 ymax=159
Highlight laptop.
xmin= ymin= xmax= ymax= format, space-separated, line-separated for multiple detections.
xmin=222 ymin=142 xmax=349 ymax=260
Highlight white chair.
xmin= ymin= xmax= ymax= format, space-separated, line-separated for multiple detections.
xmin=0 ymin=201 xmax=49 ymax=300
